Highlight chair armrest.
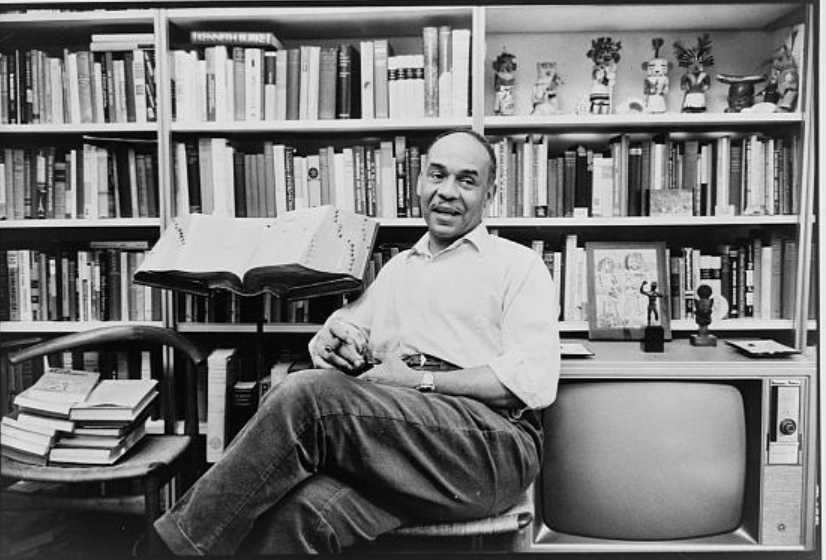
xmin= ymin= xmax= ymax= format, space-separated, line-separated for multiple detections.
xmin=9 ymin=325 xmax=208 ymax=368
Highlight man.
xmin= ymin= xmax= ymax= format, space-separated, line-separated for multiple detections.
xmin=154 ymin=130 xmax=560 ymax=555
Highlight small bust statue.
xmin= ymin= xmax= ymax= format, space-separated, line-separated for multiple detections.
xmin=493 ymin=49 xmax=517 ymax=116
xmin=691 ymin=284 xmax=718 ymax=346
xmin=640 ymin=280 xmax=663 ymax=326
xmin=641 ymin=38 xmax=671 ymax=114
xmin=717 ymin=74 xmax=766 ymax=112
xmin=531 ymin=62 xmax=563 ymax=116
xmin=673 ymin=34 xmax=714 ymax=113
xmin=586 ymin=37 xmax=622 ymax=115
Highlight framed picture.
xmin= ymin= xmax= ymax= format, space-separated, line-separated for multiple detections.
xmin=586 ymin=241 xmax=671 ymax=340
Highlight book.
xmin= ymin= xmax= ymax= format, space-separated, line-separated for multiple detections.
xmin=207 ymin=348 xmax=237 ymax=462
xmin=15 ymin=411 xmax=74 ymax=434
xmin=134 ymin=206 xmax=379 ymax=299
xmin=13 ymin=368 xmax=100 ymax=418
xmin=189 ymin=31 xmax=283 ymax=50
xmin=69 ymin=379 xmax=158 ymax=423
xmin=53 ymin=420 xmax=147 ymax=449
xmin=49 ymin=423 xmax=146 ymax=465
xmin=725 ymin=339 xmax=799 ymax=357
xmin=0 ymin=445 xmax=49 ymax=465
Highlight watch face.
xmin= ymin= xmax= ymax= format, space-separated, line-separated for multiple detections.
xmin=417 ymin=371 xmax=435 ymax=392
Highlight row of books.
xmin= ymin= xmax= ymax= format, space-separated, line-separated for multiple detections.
xmin=1 ymin=245 xmax=163 ymax=323
xmin=176 ymin=291 xmax=319 ymax=325
xmin=205 ymin=347 xmax=306 ymax=462
xmin=1 ymin=366 xmax=157 ymax=465
xmin=173 ymin=136 xmax=423 ymax=219
xmin=669 ymin=234 xmax=798 ymax=322
xmin=171 ymin=26 xmax=470 ymax=122
xmin=0 ymin=143 xmax=159 ymax=221
xmin=488 ymin=132 xmax=801 ymax=219
xmin=555 ymin=233 xmax=797 ymax=323
xmin=0 ymin=44 xmax=157 ymax=125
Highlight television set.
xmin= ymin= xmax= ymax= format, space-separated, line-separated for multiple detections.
xmin=531 ymin=376 xmax=816 ymax=553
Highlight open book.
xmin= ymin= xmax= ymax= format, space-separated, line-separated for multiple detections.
xmin=134 ymin=206 xmax=379 ymax=298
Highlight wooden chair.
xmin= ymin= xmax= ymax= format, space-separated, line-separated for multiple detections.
xmin=1 ymin=325 xmax=208 ymax=556
xmin=376 ymin=488 xmax=535 ymax=552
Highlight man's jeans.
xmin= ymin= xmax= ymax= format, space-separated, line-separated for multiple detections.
xmin=154 ymin=369 xmax=542 ymax=555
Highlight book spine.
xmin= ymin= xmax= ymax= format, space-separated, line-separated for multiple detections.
xmin=190 ymin=31 xmax=281 ymax=49
xmin=318 ymin=47 xmax=337 ymax=120
xmin=423 ymin=27 xmax=439 ymax=118
xmin=285 ymin=49 xmax=301 ymax=121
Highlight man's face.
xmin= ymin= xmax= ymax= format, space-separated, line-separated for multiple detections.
xmin=418 ymin=133 xmax=493 ymax=252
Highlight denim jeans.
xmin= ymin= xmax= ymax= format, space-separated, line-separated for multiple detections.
xmin=154 ymin=369 xmax=542 ymax=555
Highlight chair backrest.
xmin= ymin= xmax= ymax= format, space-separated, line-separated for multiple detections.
xmin=9 ymin=325 xmax=208 ymax=438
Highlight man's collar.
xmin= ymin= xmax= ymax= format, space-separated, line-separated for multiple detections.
xmin=409 ymin=222 xmax=491 ymax=258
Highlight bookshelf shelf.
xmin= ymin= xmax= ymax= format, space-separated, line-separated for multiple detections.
xmin=0 ymin=9 xmax=155 ymax=26
xmin=378 ymin=216 xmax=800 ymax=228
xmin=170 ymin=118 xmax=473 ymax=135
xmin=0 ymin=321 xmax=163 ymax=333
xmin=484 ymin=112 xmax=804 ymax=131
xmin=2 ymin=124 xmax=159 ymax=135
xmin=0 ymin=219 xmax=161 ymax=230
xmin=176 ymin=322 xmax=322 ymax=334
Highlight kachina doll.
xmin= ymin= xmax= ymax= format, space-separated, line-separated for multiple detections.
xmin=757 ymin=31 xmax=800 ymax=112
xmin=673 ymin=33 xmax=714 ymax=113
xmin=531 ymin=61 xmax=564 ymax=115
xmin=492 ymin=49 xmax=517 ymax=116
xmin=586 ymin=37 xmax=622 ymax=114
xmin=641 ymin=38 xmax=671 ymax=113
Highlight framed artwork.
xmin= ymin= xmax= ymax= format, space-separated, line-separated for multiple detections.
xmin=586 ymin=241 xmax=671 ymax=340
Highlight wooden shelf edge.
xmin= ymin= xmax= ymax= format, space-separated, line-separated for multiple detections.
xmin=0 ymin=219 xmax=161 ymax=229
xmin=0 ymin=321 xmax=164 ymax=333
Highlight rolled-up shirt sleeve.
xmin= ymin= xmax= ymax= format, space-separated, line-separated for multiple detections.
xmin=487 ymin=256 xmax=561 ymax=410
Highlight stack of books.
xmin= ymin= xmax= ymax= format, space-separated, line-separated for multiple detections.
xmin=1 ymin=367 xmax=100 ymax=465
xmin=50 ymin=379 xmax=158 ymax=465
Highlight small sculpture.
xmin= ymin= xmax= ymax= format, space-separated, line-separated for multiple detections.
xmin=716 ymin=73 xmax=767 ymax=112
xmin=673 ymin=34 xmax=714 ymax=113
xmin=586 ymin=37 xmax=622 ymax=115
xmin=641 ymin=38 xmax=671 ymax=113
xmin=493 ymin=49 xmax=517 ymax=116
xmin=640 ymin=280 xmax=663 ymax=326
xmin=690 ymin=284 xmax=718 ymax=347
xmin=757 ymin=32 xmax=800 ymax=112
xmin=531 ymin=62 xmax=563 ymax=116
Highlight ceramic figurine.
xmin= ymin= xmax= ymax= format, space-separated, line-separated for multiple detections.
xmin=492 ymin=49 xmax=517 ymax=116
xmin=690 ymin=284 xmax=718 ymax=346
xmin=586 ymin=37 xmax=622 ymax=115
xmin=531 ymin=62 xmax=564 ymax=116
xmin=716 ymin=73 xmax=766 ymax=112
xmin=673 ymin=34 xmax=714 ymax=113
xmin=641 ymin=38 xmax=671 ymax=113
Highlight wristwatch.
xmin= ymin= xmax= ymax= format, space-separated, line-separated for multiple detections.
xmin=416 ymin=370 xmax=436 ymax=393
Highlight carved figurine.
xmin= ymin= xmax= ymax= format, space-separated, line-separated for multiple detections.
xmin=640 ymin=280 xmax=663 ymax=326
xmin=716 ymin=73 xmax=766 ymax=112
xmin=531 ymin=62 xmax=564 ymax=116
xmin=757 ymin=32 xmax=800 ymax=112
xmin=690 ymin=284 xmax=718 ymax=346
xmin=493 ymin=49 xmax=517 ymax=116
xmin=673 ymin=34 xmax=714 ymax=113
xmin=586 ymin=37 xmax=622 ymax=115
xmin=641 ymin=38 xmax=671 ymax=114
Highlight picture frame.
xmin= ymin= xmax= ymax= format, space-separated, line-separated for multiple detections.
xmin=586 ymin=241 xmax=671 ymax=340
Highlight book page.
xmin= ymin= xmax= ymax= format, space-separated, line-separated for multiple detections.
xmin=78 ymin=379 xmax=158 ymax=408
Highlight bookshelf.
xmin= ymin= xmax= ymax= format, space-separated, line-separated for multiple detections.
xmin=0 ymin=0 xmax=815 ymax=354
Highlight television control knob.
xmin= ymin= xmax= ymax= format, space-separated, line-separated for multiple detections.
xmin=779 ymin=419 xmax=797 ymax=435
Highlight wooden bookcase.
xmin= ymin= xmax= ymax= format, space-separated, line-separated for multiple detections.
xmin=0 ymin=1 xmax=819 ymax=553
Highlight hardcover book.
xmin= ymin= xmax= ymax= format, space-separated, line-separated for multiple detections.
xmin=189 ymin=31 xmax=283 ymax=50
xmin=69 ymin=379 xmax=158 ymax=423
xmin=134 ymin=206 xmax=378 ymax=299
xmin=13 ymin=368 xmax=100 ymax=418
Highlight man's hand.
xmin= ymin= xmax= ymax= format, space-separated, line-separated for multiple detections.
xmin=357 ymin=355 xmax=419 ymax=389
xmin=309 ymin=320 xmax=368 ymax=373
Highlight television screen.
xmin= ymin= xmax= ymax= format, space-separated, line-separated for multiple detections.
xmin=541 ymin=381 xmax=747 ymax=540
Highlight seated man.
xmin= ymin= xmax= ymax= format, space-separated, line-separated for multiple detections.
xmin=154 ymin=129 xmax=561 ymax=555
